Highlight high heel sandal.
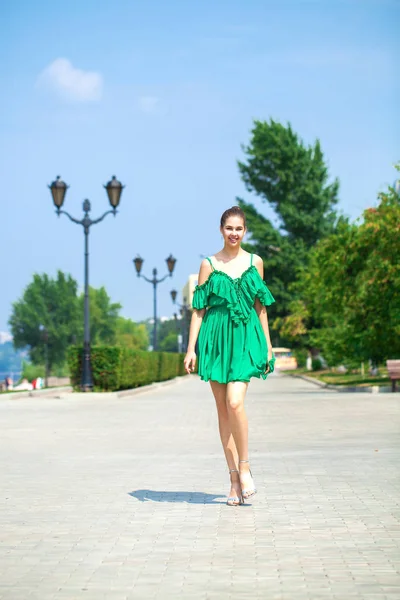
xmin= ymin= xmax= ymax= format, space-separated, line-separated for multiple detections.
xmin=239 ymin=460 xmax=257 ymax=499
xmin=226 ymin=469 xmax=244 ymax=506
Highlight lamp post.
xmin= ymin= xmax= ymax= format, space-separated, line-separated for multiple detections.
xmin=49 ymin=175 xmax=124 ymax=391
xmin=133 ymin=255 xmax=177 ymax=351
xmin=170 ymin=290 xmax=190 ymax=352
xmin=39 ymin=325 xmax=49 ymax=388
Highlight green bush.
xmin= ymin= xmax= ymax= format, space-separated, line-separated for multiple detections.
xmin=21 ymin=361 xmax=45 ymax=381
xmin=293 ymin=349 xmax=308 ymax=369
xmin=118 ymin=348 xmax=157 ymax=389
xmin=53 ymin=361 xmax=70 ymax=377
xmin=178 ymin=353 xmax=187 ymax=376
xmin=158 ymin=351 xmax=180 ymax=381
xmin=312 ymin=357 xmax=323 ymax=371
xmin=67 ymin=346 xmax=187 ymax=391
xmin=90 ymin=346 xmax=121 ymax=391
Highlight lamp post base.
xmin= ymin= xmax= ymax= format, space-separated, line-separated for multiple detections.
xmin=81 ymin=343 xmax=93 ymax=392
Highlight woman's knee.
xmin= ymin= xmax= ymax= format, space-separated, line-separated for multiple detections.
xmin=227 ymin=395 xmax=244 ymax=412
xmin=226 ymin=382 xmax=247 ymax=412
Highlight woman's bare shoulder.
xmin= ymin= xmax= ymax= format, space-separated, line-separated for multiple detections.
xmin=199 ymin=257 xmax=212 ymax=270
xmin=251 ymin=253 xmax=263 ymax=267
xmin=198 ymin=258 xmax=213 ymax=285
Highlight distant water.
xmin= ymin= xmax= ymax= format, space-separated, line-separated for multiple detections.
xmin=0 ymin=371 xmax=22 ymax=381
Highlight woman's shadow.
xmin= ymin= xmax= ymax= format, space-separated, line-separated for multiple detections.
xmin=128 ymin=489 xmax=224 ymax=504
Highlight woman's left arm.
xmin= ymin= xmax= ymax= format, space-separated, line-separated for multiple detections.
xmin=253 ymin=255 xmax=273 ymax=360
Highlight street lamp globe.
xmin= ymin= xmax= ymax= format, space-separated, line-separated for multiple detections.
xmin=166 ymin=254 xmax=177 ymax=276
xmin=49 ymin=176 xmax=68 ymax=211
xmin=105 ymin=175 xmax=124 ymax=211
xmin=170 ymin=289 xmax=177 ymax=303
xmin=133 ymin=255 xmax=144 ymax=276
xmin=83 ymin=199 xmax=91 ymax=213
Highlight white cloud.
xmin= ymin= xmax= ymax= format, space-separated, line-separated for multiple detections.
xmin=138 ymin=96 xmax=160 ymax=114
xmin=0 ymin=331 xmax=12 ymax=344
xmin=38 ymin=58 xmax=103 ymax=102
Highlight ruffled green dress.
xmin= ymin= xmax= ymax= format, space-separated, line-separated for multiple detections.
xmin=192 ymin=255 xmax=275 ymax=384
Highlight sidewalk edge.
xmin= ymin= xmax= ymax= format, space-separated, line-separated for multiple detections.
xmin=290 ymin=373 xmax=396 ymax=394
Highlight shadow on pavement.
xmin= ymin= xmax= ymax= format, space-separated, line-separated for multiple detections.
xmin=128 ymin=489 xmax=225 ymax=504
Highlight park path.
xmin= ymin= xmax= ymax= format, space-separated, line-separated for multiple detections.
xmin=0 ymin=373 xmax=399 ymax=599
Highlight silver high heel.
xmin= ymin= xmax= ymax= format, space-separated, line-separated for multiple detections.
xmin=239 ymin=460 xmax=257 ymax=499
xmin=226 ymin=469 xmax=244 ymax=506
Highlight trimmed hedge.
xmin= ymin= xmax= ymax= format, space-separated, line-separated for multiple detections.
xmin=67 ymin=346 xmax=187 ymax=392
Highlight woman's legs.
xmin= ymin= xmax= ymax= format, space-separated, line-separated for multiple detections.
xmin=209 ymin=381 xmax=241 ymax=500
xmin=209 ymin=381 xmax=239 ymax=470
xmin=226 ymin=381 xmax=256 ymax=497
xmin=225 ymin=381 xmax=249 ymax=462
xmin=210 ymin=379 xmax=255 ymax=499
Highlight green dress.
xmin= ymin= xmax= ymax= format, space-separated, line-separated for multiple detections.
xmin=192 ymin=254 xmax=275 ymax=384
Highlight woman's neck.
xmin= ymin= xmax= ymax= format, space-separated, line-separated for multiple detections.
xmin=220 ymin=245 xmax=242 ymax=261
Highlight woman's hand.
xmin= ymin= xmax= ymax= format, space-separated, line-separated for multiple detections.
xmin=184 ymin=351 xmax=197 ymax=375
xmin=264 ymin=347 xmax=274 ymax=374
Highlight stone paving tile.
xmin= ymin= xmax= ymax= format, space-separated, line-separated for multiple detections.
xmin=1 ymin=374 xmax=399 ymax=599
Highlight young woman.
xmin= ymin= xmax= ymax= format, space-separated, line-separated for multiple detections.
xmin=184 ymin=206 xmax=275 ymax=506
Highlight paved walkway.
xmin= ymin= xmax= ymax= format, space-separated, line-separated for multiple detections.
xmin=1 ymin=374 xmax=399 ymax=600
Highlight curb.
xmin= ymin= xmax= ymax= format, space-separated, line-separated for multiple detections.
xmin=117 ymin=375 xmax=190 ymax=398
xmin=291 ymin=373 xmax=397 ymax=394
xmin=1 ymin=376 xmax=190 ymax=401
xmin=2 ymin=375 xmax=193 ymax=401
xmin=2 ymin=386 xmax=73 ymax=401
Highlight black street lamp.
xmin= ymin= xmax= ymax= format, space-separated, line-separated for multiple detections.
xmin=39 ymin=325 xmax=49 ymax=388
xmin=170 ymin=290 xmax=190 ymax=352
xmin=49 ymin=175 xmax=124 ymax=391
xmin=133 ymin=254 xmax=177 ymax=351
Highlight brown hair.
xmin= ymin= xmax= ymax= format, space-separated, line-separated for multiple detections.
xmin=220 ymin=206 xmax=247 ymax=228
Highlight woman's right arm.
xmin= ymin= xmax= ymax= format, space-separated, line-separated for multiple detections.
xmin=183 ymin=259 xmax=212 ymax=374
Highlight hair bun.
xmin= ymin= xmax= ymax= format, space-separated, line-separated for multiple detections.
xmin=220 ymin=206 xmax=246 ymax=228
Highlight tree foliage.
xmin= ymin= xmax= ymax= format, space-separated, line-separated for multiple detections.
xmin=78 ymin=286 xmax=121 ymax=345
xmin=9 ymin=272 xmax=149 ymax=371
xmin=115 ymin=316 xmax=149 ymax=351
xmin=9 ymin=271 xmax=80 ymax=370
xmin=159 ymin=332 xmax=179 ymax=353
xmin=238 ymin=119 xmax=339 ymax=244
xmin=280 ymin=173 xmax=400 ymax=364
xmin=141 ymin=317 xmax=180 ymax=353
xmin=237 ymin=119 xmax=340 ymax=323
xmin=158 ymin=318 xmax=179 ymax=353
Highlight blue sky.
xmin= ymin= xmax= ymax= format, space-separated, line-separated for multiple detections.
xmin=0 ymin=0 xmax=398 ymax=332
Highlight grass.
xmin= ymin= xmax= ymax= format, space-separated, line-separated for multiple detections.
xmin=294 ymin=368 xmax=391 ymax=387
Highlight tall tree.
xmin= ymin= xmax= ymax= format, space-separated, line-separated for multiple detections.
xmin=115 ymin=317 xmax=149 ymax=351
xmin=279 ymin=172 xmax=400 ymax=364
xmin=9 ymin=271 xmax=80 ymax=370
xmin=237 ymin=119 xmax=340 ymax=322
xmin=78 ymin=286 xmax=121 ymax=345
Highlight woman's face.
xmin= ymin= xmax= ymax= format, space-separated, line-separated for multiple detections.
xmin=220 ymin=216 xmax=246 ymax=249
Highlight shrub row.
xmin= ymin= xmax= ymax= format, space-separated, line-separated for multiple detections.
xmin=67 ymin=346 xmax=187 ymax=392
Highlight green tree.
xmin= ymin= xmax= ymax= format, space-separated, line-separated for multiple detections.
xmin=282 ymin=172 xmax=400 ymax=364
xmin=21 ymin=360 xmax=45 ymax=381
xmin=115 ymin=316 xmax=149 ymax=350
xmin=159 ymin=332 xmax=179 ymax=352
xmin=78 ymin=286 xmax=121 ymax=345
xmin=9 ymin=271 xmax=80 ymax=370
xmin=158 ymin=318 xmax=180 ymax=353
xmin=237 ymin=119 xmax=340 ymax=323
